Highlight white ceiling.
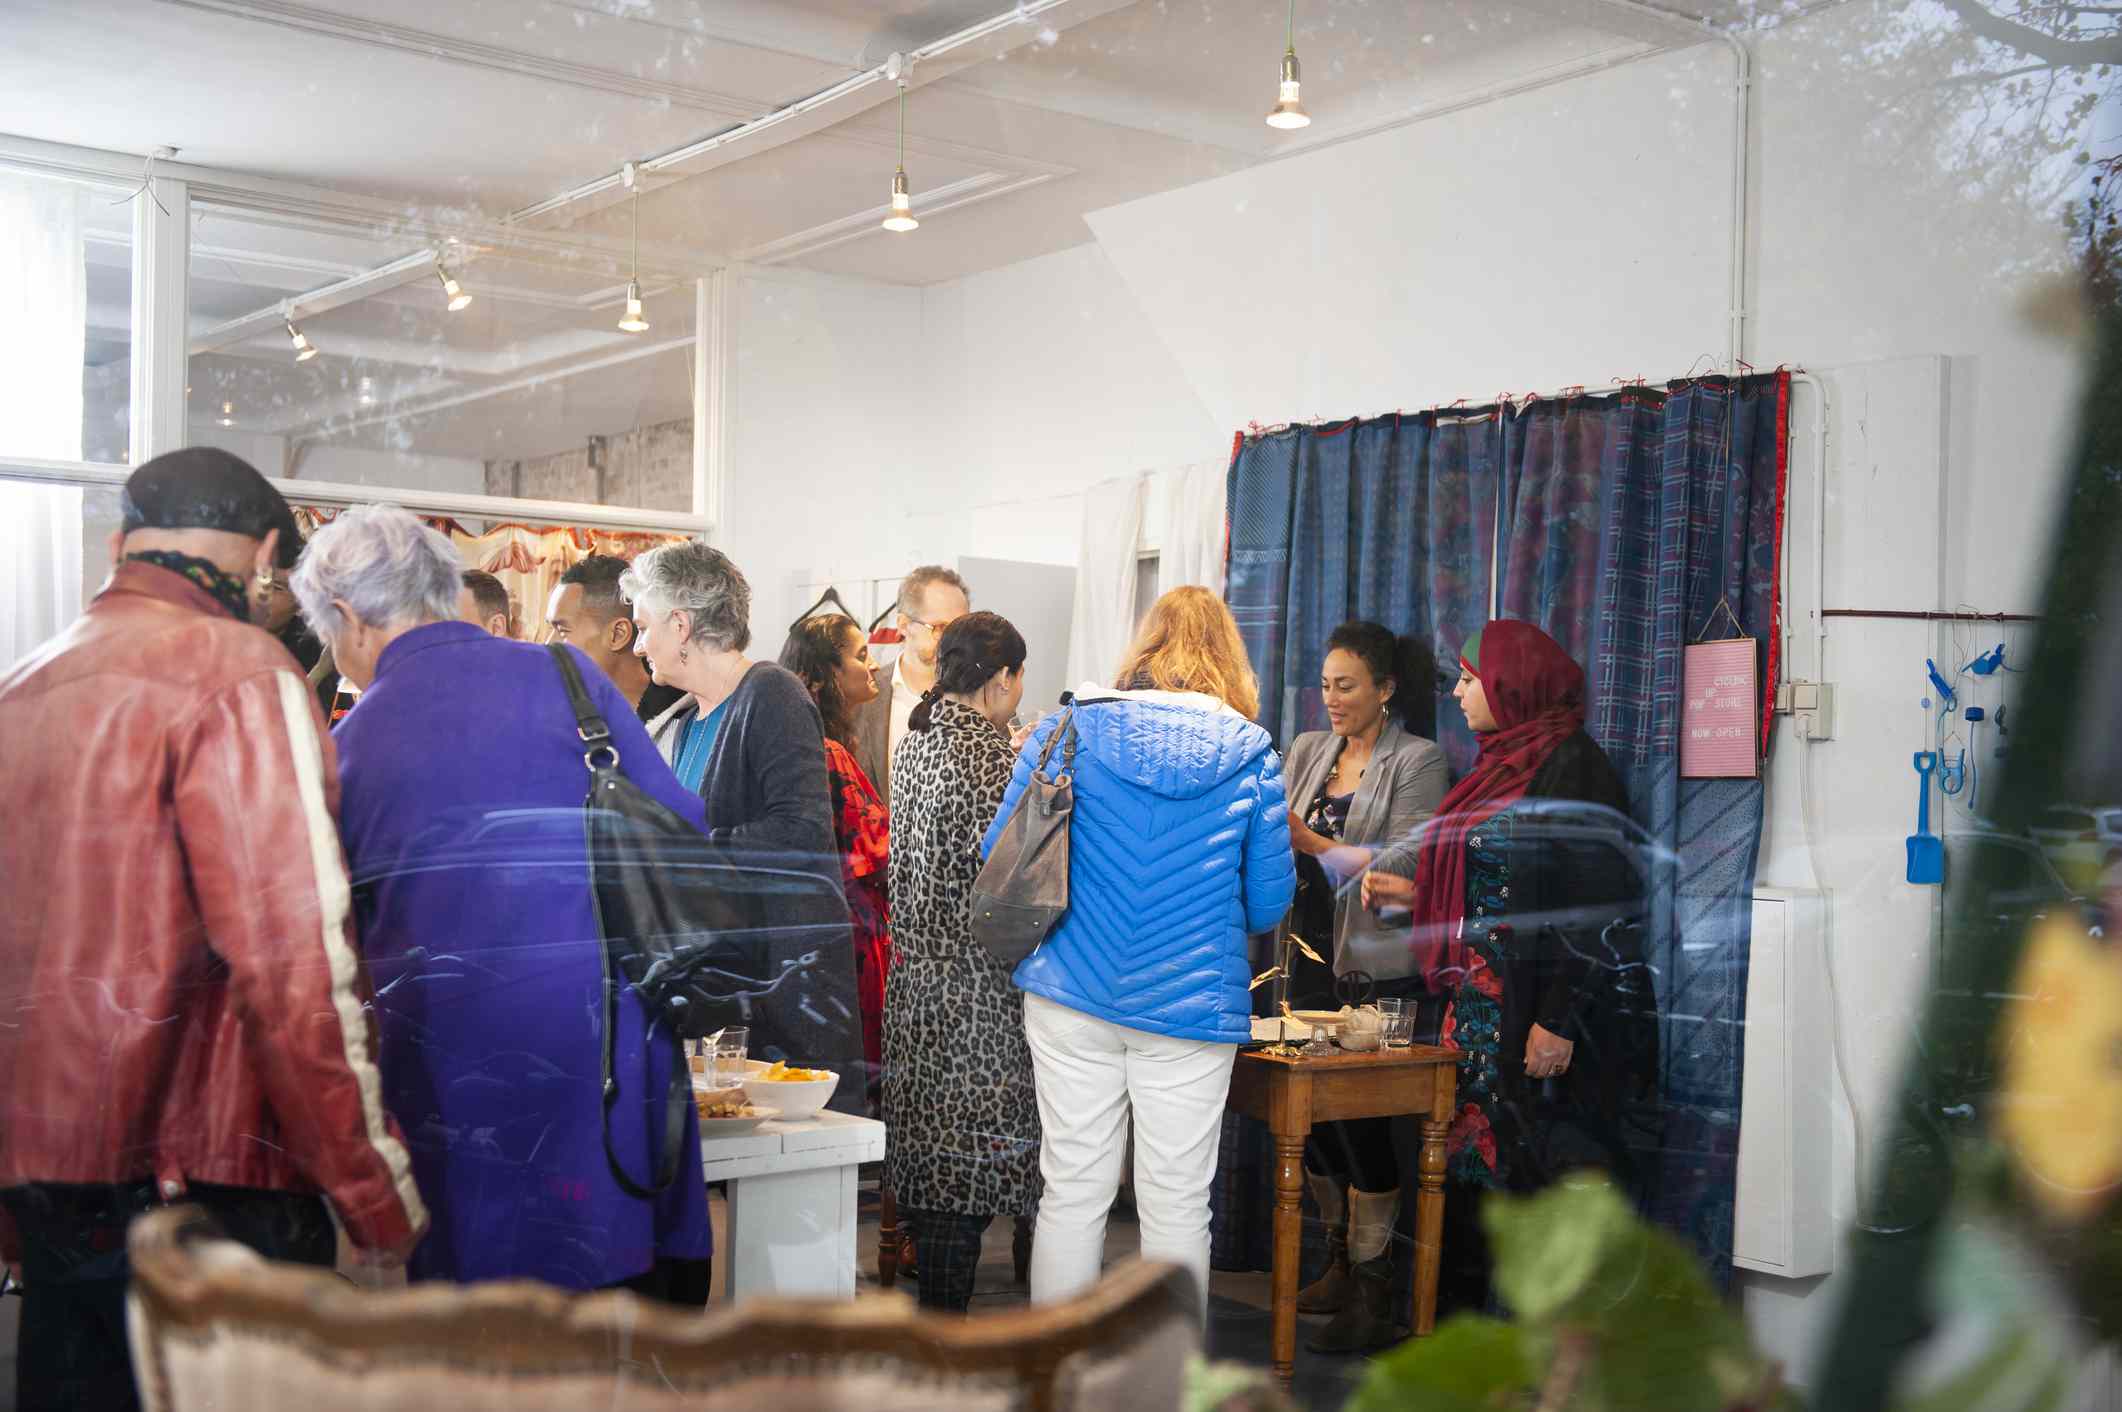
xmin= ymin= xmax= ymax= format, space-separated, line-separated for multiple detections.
xmin=6 ymin=0 xmax=1735 ymax=471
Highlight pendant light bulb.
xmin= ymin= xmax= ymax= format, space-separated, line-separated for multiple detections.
xmin=618 ymin=166 xmax=649 ymax=333
xmin=286 ymin=318 xmax=318 ymax=362
xmin=618 ymin=278 xmax=650 ymax=334
xmin=218 ymin=401 xmax=236 ymax=427
xmin=1266 ymin=50 xmax=1310 ymax=129
xmin=881 ymin=80 xmax=919 ymax=232
xmin=435 ymin=259 xmax=472 ymax=312
xmin=884 ymin=169 xmax=919 ymax=233
xmin=1265 ymin=0 xmax=1311 ymax=130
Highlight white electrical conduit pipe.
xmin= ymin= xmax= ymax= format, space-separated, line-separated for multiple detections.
xmin=1788 ymin=367 xmax=1866 ymax=1214
xmin=1585 ymin=0 xmax=1751 ymax=375
xmin=508 ymin=0 xmax=1078 ymax=225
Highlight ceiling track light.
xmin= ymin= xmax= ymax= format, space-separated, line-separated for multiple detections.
xmin=882 ymin=75 xmax=918 ymax=233
xmin=285 ymin=317 xmax=318 ymax=363
xmin=618 ymin=163 xmax=649 ymax=333
xmin=1265 ymin=0 xmax=1311 ymax=130
xmin=435 ymin=252 xmax=472 ymax=312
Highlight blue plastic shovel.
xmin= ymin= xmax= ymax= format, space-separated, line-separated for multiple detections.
xmin=1907 ymin=751 xmax=1944 ymax=884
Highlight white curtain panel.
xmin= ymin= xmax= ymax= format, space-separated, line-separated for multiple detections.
xmin=1157 ymin=459 xmax=1228 ymax=596
xmin=1065 ymin=473 xmax=1147 ymax=690
xmin=0 ymin=481 xmax=84 ymax=671
xmin=0 ymin=172 xmax=90 ymax=671
xmin=0 ymin=172 xmax=86 ymax=460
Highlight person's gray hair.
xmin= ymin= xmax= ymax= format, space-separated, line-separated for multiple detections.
xmin=619 ymin=541 xmax=752 ymax=653
xmin=291 ymin=503 xmax=463 ymax=644
xmin=897 ymin=564 xmax=969 ymax=615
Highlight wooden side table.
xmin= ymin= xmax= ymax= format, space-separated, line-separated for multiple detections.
xmin=1224 ymin=1045 xmax=1460 ymax=1385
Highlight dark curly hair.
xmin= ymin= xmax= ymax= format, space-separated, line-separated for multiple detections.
xmin=1324 ymin=620 xmax=1435 ymax=737
xmin=778 ymin=613 xmax=865 ymax=744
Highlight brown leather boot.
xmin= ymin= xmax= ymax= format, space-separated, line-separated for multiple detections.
xmin=1307 ymin=1187 xmax=1400 ymax=1355
xmin=1296 ymin=1170 xmax=1350 ymax=1314
xmin=1306 ymin=1251 xmax=1395 ymax=1354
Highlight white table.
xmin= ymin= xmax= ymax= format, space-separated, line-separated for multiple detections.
xmin=701 ymin=1108 xmax=886 ymax=1301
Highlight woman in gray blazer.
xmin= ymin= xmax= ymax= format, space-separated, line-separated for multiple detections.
xmin=1279 ymin=620 xmax=1448 ymax=1354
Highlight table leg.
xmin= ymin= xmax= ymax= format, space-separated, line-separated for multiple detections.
xmin=878 ymin=1183 xmax=900 ymax=1288
xmin=1413 ymin=1112 xmax=1447 ymax=1336
xmin=726 ymin=1166 xmax=858 ymax=1301
xmin=1271 ymin=1132 xmax=1305 ymax=1386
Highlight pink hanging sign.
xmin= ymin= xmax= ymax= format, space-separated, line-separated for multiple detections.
xmin=1681 ymin=639 xmax=1758 ymax=779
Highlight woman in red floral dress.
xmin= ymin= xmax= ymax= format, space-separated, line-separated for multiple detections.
xmin=780 ymin=615 xmax=892 ymax=1096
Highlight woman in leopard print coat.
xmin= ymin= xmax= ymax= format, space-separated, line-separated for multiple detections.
xmin=884 ymin=612 xmax=1041 ymax=1312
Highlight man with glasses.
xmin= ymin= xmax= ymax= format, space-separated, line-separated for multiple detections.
xmin=850 ymin=564 xmax=970 ymax=797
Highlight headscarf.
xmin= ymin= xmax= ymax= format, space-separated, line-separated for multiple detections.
xmin=1408 ymin=620 xmax=1588 ymax=986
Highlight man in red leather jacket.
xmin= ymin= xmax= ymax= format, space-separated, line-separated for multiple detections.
xmin=0 ymin=449 xmax=427 ymax=1411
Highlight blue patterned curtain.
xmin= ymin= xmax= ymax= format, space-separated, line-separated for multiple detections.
xmin=1217 ymin=373 xmax=1789 ymax=1279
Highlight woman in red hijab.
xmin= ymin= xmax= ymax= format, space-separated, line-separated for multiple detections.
xmin=1363 ymin=620 xmax=1657 ymax=1310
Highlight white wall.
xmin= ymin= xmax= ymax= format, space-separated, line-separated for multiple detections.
xmin=717 ymin=249 xmax=1220 ymax=657
xmin=917 ymin=243 xmax=1224 ymax=568
xmin=850 ymin=1 xmax=2092 ymax=1388
xmin=719 ymin=269 xmax=926 ymax=654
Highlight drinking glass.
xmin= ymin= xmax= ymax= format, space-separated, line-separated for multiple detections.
xmin=712 ymin=1026 xmax=749 ymax=1087
xmin=1384 ymin=1012 xmax=1415 ymax=1048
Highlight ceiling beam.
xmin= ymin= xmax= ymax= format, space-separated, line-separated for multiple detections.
xmin=264 ymin=332 xmax=695 ymax=441
xmin=187 ymin=249 xmax=441 ymax=356
xmin=508 ymin=0 xmax=1140 ymax=229
xmin=152 ymin=0 xmax=765 ymax=118
xmin=0 ymin=132 xmax=731 ymax=275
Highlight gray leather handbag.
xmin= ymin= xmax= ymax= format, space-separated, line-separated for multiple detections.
xmin=971 ymin=706 xmax=1080 ymax=966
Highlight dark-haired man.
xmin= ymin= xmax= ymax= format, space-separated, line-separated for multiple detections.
xmin=545 ymin=553 xmax=683 ymax=721
xmin=458 ymin=568 xmax=514 ymax=638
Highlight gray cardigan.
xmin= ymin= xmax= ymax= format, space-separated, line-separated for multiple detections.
xmin=1281 ymin=720 xmax=1449 ymax=981
xmin=645 ymin=661 xmax=839 ymax=862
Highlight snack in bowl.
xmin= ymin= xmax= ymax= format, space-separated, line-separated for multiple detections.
xmin=693 ymin=1084 xmax=757 ymax=1121
xmin=741 ymin=1061 xmax=840 ymax=1121
xmin=758 ymin=1060 xmax=832 ymax=1082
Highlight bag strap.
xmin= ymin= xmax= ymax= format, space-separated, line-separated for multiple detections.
xmin=1033 ymin=706 xmax=1080 ymax=776
xmin=595 ymin=927 xmax=689 ymax=1199
xmin=549 ymin=645 xmax=684 ymax=1199
xmin=546 ymin=643 xmax=618 ymax=769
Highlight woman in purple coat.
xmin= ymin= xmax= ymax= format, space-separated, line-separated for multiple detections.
xmin=292 ymin=505 xmax=713 ymax=1303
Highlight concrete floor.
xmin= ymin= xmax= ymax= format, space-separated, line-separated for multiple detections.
xmin=837 ymin=1186 xmax=1376 ymax=1412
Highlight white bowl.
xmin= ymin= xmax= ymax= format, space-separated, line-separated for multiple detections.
xmin=741 ymin=1067 xmax=840 ymax=1121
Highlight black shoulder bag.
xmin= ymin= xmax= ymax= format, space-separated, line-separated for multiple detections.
xmin=548 ymin=645 xmax=740 ymax=1198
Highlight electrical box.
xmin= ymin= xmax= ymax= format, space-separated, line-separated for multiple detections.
xmin=1734 ymin=887 xmax=1835 ymax=1278
xmin=1773 ymin=680 xmax=1836 ymax=741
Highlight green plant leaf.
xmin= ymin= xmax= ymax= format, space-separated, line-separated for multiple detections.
xmin=1346 ymin=1316 xmax=1535 ymax=1412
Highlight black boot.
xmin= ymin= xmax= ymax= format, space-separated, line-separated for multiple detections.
xmin=1305 ymin=1252 xmax=1395 ymax=1354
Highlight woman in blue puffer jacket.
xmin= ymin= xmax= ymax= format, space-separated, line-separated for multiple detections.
xmin=985 ymin=586 xmax=1295 ymax=1314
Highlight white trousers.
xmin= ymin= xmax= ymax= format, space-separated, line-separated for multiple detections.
xmin=1022 ymin=992 xmax=1237 ymax=1318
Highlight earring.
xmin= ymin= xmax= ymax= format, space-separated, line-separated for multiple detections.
xmin=679 ymin=647 xmax=690 ymax=664
xmin=256 ymin=566 xmax=275 ymax=589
